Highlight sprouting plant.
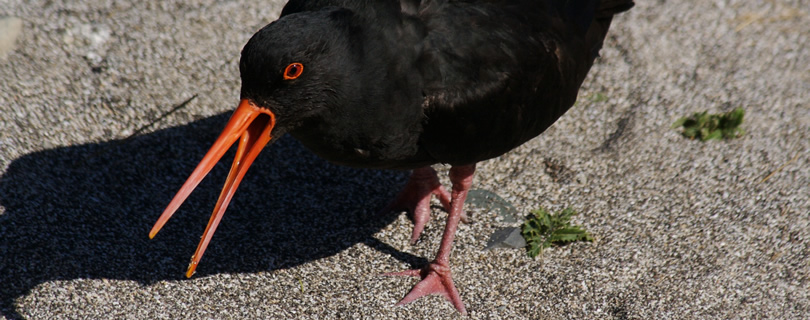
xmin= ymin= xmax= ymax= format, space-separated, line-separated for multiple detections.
xmin=521 ymin=207 xmax=593 ymax=258
xmin=672 ymin=107 xmax=745 ymax=141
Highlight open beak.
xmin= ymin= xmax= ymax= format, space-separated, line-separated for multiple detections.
xmin=149 ymin=99 xmax=276 ymax=278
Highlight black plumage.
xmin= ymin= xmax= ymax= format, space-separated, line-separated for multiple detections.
xmin=151 ymin=0 xmax=633 ymax=314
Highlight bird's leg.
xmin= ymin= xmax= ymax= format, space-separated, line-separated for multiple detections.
xmin=386 ymin=164 xmax=475 ymax=314
xmin=380 ymin=166 xmax=451 ymax=244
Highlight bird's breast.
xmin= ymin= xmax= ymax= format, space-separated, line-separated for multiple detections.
xmin=289 ymin=121 xmax=434 ymax=170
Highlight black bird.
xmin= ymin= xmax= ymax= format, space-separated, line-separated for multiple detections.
xmin=149 ymin=0 xmax=633 ymax=314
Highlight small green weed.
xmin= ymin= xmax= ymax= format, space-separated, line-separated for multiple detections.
xmin=590 ymin=92 xmax=608 ymax=103
xmin=672 ymin=107 xmax=745 ymax=141
xmin=521 ymin=208 xmax=593 ymax=258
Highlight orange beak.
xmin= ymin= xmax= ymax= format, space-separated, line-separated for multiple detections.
xmin=149 ymin=99 xmax=276 ymax=278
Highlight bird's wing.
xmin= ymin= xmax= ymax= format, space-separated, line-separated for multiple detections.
xmin=414 ymin=1 xmax=569 ymax=112
xmin=408 ymin=1 xmax=614 ymax=164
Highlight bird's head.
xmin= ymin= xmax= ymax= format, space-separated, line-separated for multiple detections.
xmin=148 ymin=8 xmax=362 ymax=277
xmin=239 ymin=8 xmax=360 ymax=126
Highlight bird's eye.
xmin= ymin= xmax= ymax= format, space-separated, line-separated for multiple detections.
xmin=283 ymin=63 xmax=304 ymax=80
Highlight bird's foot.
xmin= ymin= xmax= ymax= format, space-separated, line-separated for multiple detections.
xmin=380 ymin=167 xmax=451 ymax=243
xmin=385 ymin=261 xmax=466 ymax=314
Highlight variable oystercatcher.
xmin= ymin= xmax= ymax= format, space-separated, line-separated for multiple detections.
xmin=150 ymin=0 xmax=633 ymax=314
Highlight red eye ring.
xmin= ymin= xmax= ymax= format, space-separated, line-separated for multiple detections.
xmin=283 ymin=63 xmax=304 ymax=80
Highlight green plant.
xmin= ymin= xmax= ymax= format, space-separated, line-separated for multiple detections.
xmin=590 ymin=92 xmax=608 ymax=103
xmin=521 ymin=207 xmax=593 ymax=258
xmin=672 ymin=107 xmax=745 ymax=141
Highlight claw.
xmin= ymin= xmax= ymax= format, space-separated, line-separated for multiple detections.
xmin=386 ymin=262 xmax=466 ymax=314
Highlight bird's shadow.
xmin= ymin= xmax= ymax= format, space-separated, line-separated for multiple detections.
xmin=0 ymin=113 xmax=423 ymax=319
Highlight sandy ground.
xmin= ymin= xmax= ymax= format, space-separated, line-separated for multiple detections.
xmin=1 ymin=0 xmax=808 ymax=319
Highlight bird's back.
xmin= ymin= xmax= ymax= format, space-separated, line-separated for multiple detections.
xmin=415 ymin=0 xmax=634 ymax=165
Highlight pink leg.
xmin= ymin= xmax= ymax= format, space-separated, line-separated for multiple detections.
xmin=381 ymin=167 xmax=451 ymax=243
xmin=386 ymin=164 xmax=475 ymax=314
